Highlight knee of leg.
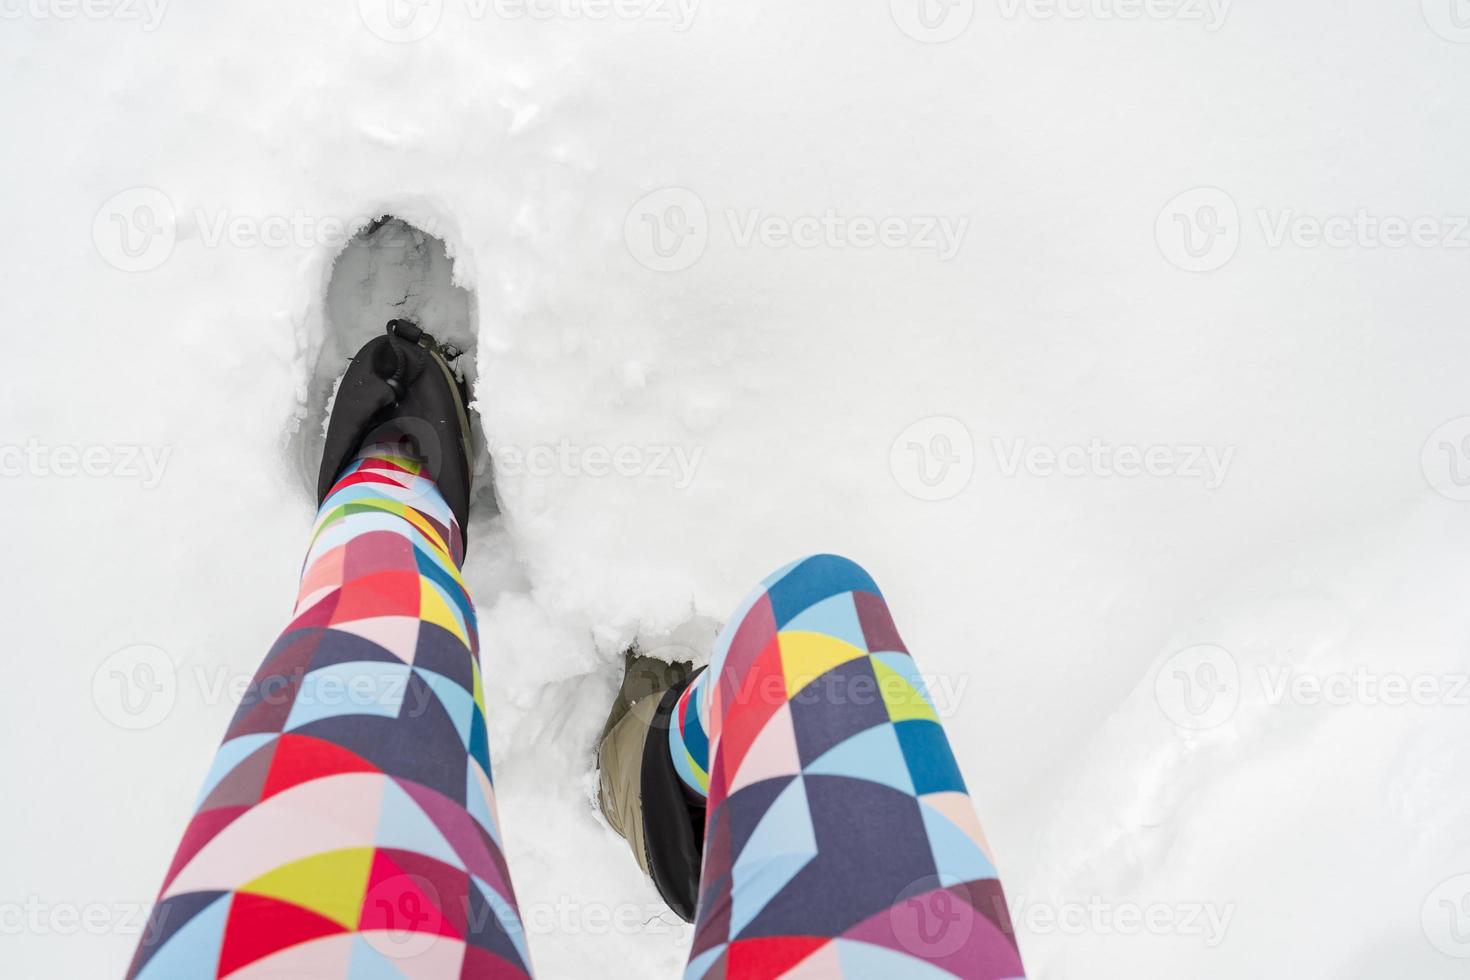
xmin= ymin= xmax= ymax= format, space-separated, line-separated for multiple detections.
xmin=763 ymin=553 xmax=884 ymax=608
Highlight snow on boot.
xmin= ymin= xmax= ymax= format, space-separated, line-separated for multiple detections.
xmin=597 ymin=651 xmax=705 ymax=923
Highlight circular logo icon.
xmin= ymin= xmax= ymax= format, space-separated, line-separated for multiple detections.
xmin=889 ymin=416 xmax=974 ymax=502
xmin=92 ymin=187 xmax=177 ymax=273
xmin=92 ymin=644 xmax=178 ymax=730
xmin=359 ymin=0 xmax=444 ymax=43
xmin=1156 ymin=187 xmax=1240 ymax=273
xmin=1422 ymin=873 xmax=1470 ymax=958
xmin=890 ymin=0 xmax=975 ymax=43
xmin=889 ymin=876 xmax=980 ymax=958
xmin=624 ymin=187 xmax=709 ymax=273
xmin=1423 ymin=0 xmax=1470 ymax=43
xmin=1154 ymin=644 xmax=1239 ymax=730
xmin=362 ymin=872 xmax=450 ymax=960
xmin=1422 ymin=417 xmax=1470 ymax=502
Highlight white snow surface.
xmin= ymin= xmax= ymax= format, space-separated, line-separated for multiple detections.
xmin=5 ymin=2 xmax=1470 ymax=977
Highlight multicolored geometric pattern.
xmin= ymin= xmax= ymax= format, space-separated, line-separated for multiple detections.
xmin=669 ymin=555 xmax=1026 ymax=979
xmin=127 ymin=442 xmax=531 ymax=979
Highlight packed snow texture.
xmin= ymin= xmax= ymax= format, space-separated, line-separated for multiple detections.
xmin=5 ymin=1 xmax=1470 ymax=977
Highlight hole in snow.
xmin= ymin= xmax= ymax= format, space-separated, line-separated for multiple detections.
xmin=288 ymin=216 xmax=492 ymax=513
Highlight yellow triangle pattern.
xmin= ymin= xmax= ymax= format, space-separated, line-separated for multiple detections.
xmin=778 ymin=631 xmax=867 ymax=696
xmin=420 ymin=580 xmax=468 ymax=645
xmin=872 ymin=657 xmax=939 ymax=723
xmin=239 ymin=847 xmax=375 ymax=930
xmin=403 ymin=506 xmax=449 ymax=556
xmin=471 ymin=656 xmax=486 ymax=715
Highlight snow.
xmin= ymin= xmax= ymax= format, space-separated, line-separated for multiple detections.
xmin=5 ymin=1 xmax=1470 ymax=976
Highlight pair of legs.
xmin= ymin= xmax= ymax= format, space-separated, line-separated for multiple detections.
xmin=128 ymin=443 xmax=1024 ymax=978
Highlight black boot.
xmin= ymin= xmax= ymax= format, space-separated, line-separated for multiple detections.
xmin=597 ymin=652 xmax=707 ymax=922
xmin=317 ymin=319 xmax=475 ymax=534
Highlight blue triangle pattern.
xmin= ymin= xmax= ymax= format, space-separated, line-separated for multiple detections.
xmin=781 ymin=592 xmax=869 ymax=652
xmin=375 ymin=778 xmax=466 ymax=870
xmin=135 ymin=894 xmax=231 ymax=980
xmin=347 ymin=934 xmax=408 ymax=978
xmin=918 ymin=801 xmax=997 ymax=883
xmin=805 ymin=723 xmax=915 ymax=795
xmin=414 ymin=666 xmax=475 ymax=747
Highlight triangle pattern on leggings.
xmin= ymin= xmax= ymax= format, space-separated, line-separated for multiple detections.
xmin=217 ymin=892 xmax=347 ymax=977
xmin=239 ymin=847 xmax=376 ymax=930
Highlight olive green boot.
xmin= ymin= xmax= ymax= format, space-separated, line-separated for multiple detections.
xmin=597 ymin=650 xmax=706 ymax=922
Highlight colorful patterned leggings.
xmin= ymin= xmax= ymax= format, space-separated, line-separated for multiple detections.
xmin=129 ymin=447 xmax=1023 ymax=979
xmin=669 ymin=556 xmax=1024 ymax=979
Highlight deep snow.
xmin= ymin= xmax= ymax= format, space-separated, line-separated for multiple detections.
xmin=4 ymin=0 xmax=1470 ymax=977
